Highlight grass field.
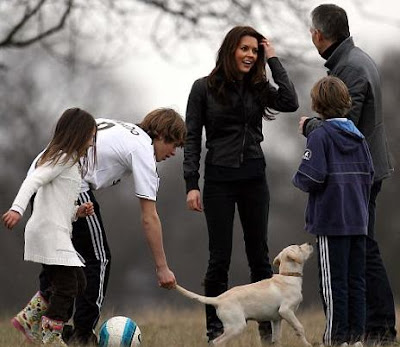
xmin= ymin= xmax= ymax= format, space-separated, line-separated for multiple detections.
xmin=0 ymin=306 xmax=399 ymax=347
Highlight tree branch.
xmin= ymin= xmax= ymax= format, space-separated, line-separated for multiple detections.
xmin=0 ymin=0 xmax=74 ymax=48
xmin=0 ymin=0 xmax=47 ymax=47
xmin=137 ymin=0 xmax=198 ymax=24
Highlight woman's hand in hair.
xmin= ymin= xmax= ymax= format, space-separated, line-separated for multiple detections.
xmin=76 ymin=202 xmax=94 ymax=218
xmin=2 ymin=210 xmax=21 ymax=230
xmin=186 ymin=189 xmax=203 ymax=212
xmin=260 ymin=38 xmax=276 ymax=61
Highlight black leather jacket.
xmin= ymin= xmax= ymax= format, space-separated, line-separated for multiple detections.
xmin=183 ymin=57 xmax=299 ymax=192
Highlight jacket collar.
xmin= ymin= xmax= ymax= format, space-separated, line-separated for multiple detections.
xmin=320 ymin=38 xmax=343 ymax=60
xmin=325 ymin=36 xmax=355 ymax=71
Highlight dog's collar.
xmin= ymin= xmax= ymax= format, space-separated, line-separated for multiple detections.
xmin=280 ymin=272 xmax=302 ymax=277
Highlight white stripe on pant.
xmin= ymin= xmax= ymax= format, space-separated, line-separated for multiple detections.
xmin=78 ymin=191 xmax=109 ymax=329
xmin=319 ymin=236 xmax=333 ymax=346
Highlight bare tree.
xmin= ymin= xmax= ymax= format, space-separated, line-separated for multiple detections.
xmin=0 ymin=0 xmax=72 ymax=48
xmin=2 ymin=0 xmax=400 ymax=69
xmin=0 ymin=0 xmax=314 ymax=68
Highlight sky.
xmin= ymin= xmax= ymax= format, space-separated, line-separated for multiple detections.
xmin=112 ymin=0 xmax=400 ymax=119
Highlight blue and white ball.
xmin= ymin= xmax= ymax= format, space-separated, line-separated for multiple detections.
xmin=99 ymin=316 xmax=141 ymax=347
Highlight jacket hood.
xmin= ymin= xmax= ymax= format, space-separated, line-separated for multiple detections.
xmin=322 ymin=119 xmax=364 ymax=153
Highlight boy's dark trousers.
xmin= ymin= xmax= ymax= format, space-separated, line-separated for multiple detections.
xmin=42 ymin=265 xmax=86 ymax=322
xmin=317 ymin=235 xmax=366 ymax=345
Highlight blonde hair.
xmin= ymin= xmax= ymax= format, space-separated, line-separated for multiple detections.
xmin=311 ymin=76 xmax=352 ymax=119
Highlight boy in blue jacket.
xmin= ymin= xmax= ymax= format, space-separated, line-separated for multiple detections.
xmin=293 ymin=76 xmax=374 ymax=347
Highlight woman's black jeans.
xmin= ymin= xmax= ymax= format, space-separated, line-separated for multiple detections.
xmin=202 ymin=176 xmax=273 ymax=340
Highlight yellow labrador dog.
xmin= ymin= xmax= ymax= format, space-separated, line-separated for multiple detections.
xmin=176 ymin=243 xmax=313 ymax=346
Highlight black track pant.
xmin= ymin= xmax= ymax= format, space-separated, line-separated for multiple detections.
xmin=317 ymin=235 xmax=366 ymax=345
xmin=40 ymin=190 xmax=111 ymax=334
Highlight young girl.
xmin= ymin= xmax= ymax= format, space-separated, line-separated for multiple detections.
xmin=2 ymin=108 xmax=97 ymax=346
xmin=183 ymin=26 xmax=298 ymax=342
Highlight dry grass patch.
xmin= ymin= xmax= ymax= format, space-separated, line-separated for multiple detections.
xmin=1 ymin=307 xmax=400 ymax=347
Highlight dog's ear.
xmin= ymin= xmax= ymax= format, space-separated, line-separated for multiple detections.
xmin=273 ymin=253 xmax=281 ymax=266
xmin=286 ymin=250 xmax=302 ymax=264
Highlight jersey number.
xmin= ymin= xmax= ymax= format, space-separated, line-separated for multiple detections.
xmin=97 ymin=120 xmax=139 ymax=135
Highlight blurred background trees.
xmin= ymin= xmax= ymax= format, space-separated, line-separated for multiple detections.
xmin=1 ymin=0 xmax=399 ymax=314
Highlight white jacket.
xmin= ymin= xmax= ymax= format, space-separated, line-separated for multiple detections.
xmin=11 ymin=157 xmax=84 ymax=266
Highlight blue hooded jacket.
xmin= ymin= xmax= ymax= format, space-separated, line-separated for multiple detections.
xmin=293 ymin=119 xmax=374 ymax=236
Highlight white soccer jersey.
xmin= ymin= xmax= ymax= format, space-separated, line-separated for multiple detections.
xmin=81 ymin=118 xmax=160 ymax=201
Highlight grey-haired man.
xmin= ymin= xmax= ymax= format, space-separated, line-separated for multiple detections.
xmin=300 ymin=4 xmax=395 ymax=346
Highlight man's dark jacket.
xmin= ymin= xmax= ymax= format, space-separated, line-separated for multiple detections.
xmin=304 ymin=37 xmax=393 ymax=181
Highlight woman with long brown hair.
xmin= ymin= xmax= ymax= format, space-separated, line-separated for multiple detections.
xmin=183 ymin=26 xmax=298 ymax=343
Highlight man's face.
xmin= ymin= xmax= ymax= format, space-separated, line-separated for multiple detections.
xmin=153 ymin=138 xmax=177 ymax=162
xmin=309 ymin=26 xmax=328 ymax=54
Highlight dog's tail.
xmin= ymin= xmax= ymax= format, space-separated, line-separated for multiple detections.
xmin=175 ymin=284 xmax=219 ymax=306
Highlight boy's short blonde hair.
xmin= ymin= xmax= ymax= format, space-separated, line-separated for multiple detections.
xmin=311 ymin=76 xmax=352 ymax=119
xmin=138 ymin=108 xmax=186 ymax=147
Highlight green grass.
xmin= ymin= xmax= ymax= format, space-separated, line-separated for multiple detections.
xmin=0 ymin=307 xmax=399 ymax=346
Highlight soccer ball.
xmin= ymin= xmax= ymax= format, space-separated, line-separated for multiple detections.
xmin=98 ymin=316 xmax=141 ymax=347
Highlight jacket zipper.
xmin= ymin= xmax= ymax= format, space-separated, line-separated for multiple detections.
xmin=234 ymin=81 xmax=248 ymax=164
xmin=240 ymin=122 xmax=248 ymax=163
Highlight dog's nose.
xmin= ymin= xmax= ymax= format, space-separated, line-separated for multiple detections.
xmin=307 ymin=242 xmax=312 ymax=246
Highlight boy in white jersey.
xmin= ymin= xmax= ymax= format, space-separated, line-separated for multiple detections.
xmin=12 ymin=108 xmax=186 ymax=345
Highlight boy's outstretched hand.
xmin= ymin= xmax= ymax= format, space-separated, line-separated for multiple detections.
xmin=2 ymin=210 xmax=22 ymax=230
xmin=76 ymin=202 xmax=94 ymax=218
xmin=156 ymin=265 xmax=177 ymax=290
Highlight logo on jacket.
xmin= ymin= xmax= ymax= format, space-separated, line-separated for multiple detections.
xmin=302 ymin=149 xmax=312 ymax=160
